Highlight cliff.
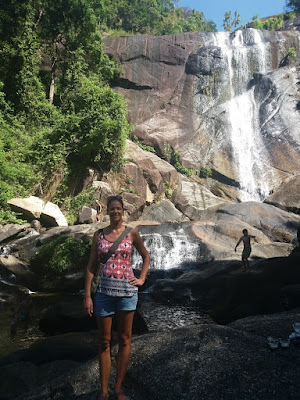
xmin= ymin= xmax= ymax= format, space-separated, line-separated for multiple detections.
xmin=103 ymin=27 xmax=300 ymax=206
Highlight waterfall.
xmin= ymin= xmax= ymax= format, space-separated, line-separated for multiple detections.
xmin=213 ymin=29 xmax=273 ymax=200
xmin=228 ymin=90 xmax=273 ymax=201
xmin=132 ymin=229 xmax=200 ymax=270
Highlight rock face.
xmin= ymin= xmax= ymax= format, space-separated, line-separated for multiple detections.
xmin=265 ymin=175 xmax=300 ymax=214
xmin=104 ymin=29 xmax=300 ymax=205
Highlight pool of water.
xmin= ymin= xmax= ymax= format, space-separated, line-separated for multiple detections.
xmin=0 ymin=292 xmax=214 ymax=361
xmin=0 ymin=292 xmax=79 ymax=359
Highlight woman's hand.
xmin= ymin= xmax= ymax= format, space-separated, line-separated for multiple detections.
xmin=129 ymin=276 xmax=145 ymax=286
xmin=84 ymin=296 xmax=93 ymax=317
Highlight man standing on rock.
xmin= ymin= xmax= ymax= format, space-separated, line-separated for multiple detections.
xmin=235 ymin=229 xmax=256 ymax=271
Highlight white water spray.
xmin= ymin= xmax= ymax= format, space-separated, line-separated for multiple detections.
xmin=132 ymin=230 xmax=200 ymax=270
xmin=213 ymin=29 xmax=273 ymax=200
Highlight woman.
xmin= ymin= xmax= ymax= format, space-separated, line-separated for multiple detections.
xmin=84 ymin=195 xmax=150 ymax=400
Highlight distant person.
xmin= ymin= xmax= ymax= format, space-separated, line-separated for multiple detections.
xmin=96 ymin=200 xmax=102 ymax=222
xmin=235 ymin=229 xmax=256 ymax=271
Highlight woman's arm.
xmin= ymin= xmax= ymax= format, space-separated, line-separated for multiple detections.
xmin=129 ymin=228 xmax=150 ymax=287
xmin=83 ymin=232 xmax=98 ymax=316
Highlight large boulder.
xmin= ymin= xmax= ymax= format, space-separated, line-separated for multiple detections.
xmin=7 ymin=197 xmax=44 ymax=220
xmin=0 ymin=224 xmax=30 ymax=244
xmin=126 ymin=140 xmax=179 ymax=189
xmin=139 ymin=200 xmax=188 ymax=223
xmin=0 ymin=360 xmax=81 ymax=400
xmin=173 ymin=177 xmax=229 ymax=220
xmin=78 ymin=206 xmax=97 ymax=224
xmin=39 ymin=201 xmax=68 ymax=227
xmin=7 ymin=197 xmax=68 ymax=227
xmin=264 ymin=175 xmax=300 ymax=214
xmin=215 ymin=201 xmax=300 ymax=243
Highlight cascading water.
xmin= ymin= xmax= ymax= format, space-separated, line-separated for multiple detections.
xmin=132 ymin=229 xmax=201 ymax=270
xmin=229 ymin=90 xmax=273 ymax=201
xmin=212 ymin=29 xmax=274 ymax=201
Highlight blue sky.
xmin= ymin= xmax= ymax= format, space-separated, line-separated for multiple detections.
xmin=177 ymin=0 xmax=288 ymax=31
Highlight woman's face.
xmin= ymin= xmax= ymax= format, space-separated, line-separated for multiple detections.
xmin=107 ymin=200 xmax=124 ymax=223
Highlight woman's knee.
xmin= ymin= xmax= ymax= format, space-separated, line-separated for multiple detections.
xmin=99 ymin=335 xmax=111 ymax=352
xmin=118 ymin=333 xmax=132 ymax=348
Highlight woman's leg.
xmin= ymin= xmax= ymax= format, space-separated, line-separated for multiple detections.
xmin=114 ymin=310 xmax=135 ymax=394
xmin=97 ymin=316 xmax=113 ymax=397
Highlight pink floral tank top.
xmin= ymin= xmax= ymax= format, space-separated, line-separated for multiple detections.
xmin=96 ymin=229 xmax=138 ymax=297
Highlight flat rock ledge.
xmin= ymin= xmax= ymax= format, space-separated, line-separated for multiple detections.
xmin=14 ymin=310 xmax=300 ymax=400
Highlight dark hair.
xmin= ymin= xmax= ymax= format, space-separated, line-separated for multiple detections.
xmin=242 ymin=229 xmax=248 ymax=235
xmin=107 ymin=195 xmax=124 ymax=209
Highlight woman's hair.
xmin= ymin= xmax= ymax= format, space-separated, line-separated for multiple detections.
xmin=107 ymin=195 xmax=124 ymax=209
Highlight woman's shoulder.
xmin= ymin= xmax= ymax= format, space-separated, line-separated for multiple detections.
xmin=128 ymin=226 xmax=141 ymax=240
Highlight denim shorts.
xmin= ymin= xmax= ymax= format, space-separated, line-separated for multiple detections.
xmin=94 ymin=292 xmax=138 ymax=317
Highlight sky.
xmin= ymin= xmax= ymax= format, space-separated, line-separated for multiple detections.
xmin=177 ymin=0 xmax=288 ymax=31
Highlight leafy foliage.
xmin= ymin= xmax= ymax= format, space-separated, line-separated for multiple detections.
xmin=252 ymin=14 xmax=284 ymax=30
xmin=223 ymin=10 xmax=241 ymax=32
xmin=0 ymin=0 xmax=130 ymax=223
xmin=132 ymin=136 xmax=156 ymax=153
xmin=56 ymin=186 xmax=97 ymax=224
xmin=91 ymin=1 xmax=217 ymax=34
xmin=31 ymin=235 xmax=91 ymax=276
xmin=199 ymin=167 xmax=212 ymax=179
xmin=286 ymin=0 xmax=300 ymax=13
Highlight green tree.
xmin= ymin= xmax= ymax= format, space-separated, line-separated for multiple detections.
xmin=58 ymin=73 xmax=131 ymax=172
xmin=286 ymin=0 xmax=300 ymax=13
xmin=38 ymin=0 xmax=110 ymax=104
xmin=223 ymin=10 xmax=241 ymax=32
